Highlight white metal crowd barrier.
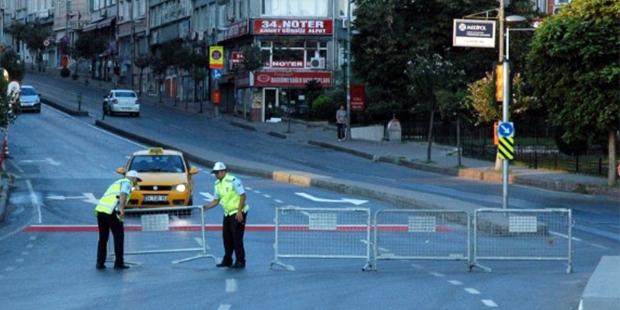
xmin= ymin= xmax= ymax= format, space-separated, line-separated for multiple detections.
xmin=472 ymin=208 xmax=572 ymax=273
xmin=372 ymin=210 xmax=470 ymax=270
xmin=271 ymin=206 xmax=372 ymax=271
xmin=107 ymin=205 xmax=218 ymax=265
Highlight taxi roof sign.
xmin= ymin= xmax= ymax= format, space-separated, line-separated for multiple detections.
xmin=148 ymin=147 xmax=164 ymax=155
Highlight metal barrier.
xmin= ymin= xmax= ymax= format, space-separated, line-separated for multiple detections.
xmin=372 ymin=210 xmax=470 ymax=270
xmin=107 ymin=205 xmax=218 ymax=265
xmin=472 ymin=208 xmax=572 ymax=273
xmin=271 ymin=206 xmax=372 ymax=271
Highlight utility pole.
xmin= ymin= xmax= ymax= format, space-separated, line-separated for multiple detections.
xmin=130 ymin=0 xmax=136 ymax=89
xmin=345 ymin=0 xmax=352 ymax=141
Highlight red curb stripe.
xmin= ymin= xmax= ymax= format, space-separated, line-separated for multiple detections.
xmin=23 ymin=224 xmax=454 ymax=233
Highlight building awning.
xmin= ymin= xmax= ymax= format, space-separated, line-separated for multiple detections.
xmin=82 ymin=17 xmax=116 ymax=32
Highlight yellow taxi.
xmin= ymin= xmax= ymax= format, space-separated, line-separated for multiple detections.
xmin=116 ymin=147 xmax=199 ymax=208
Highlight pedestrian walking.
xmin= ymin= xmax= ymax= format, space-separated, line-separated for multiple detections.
xmin=336 ymin=104 xmax=347 ymax=141
xmin=94 ymin=170 xmax=141 ymax=270
xmin=204 ymin=162 xmax=250 ymax=269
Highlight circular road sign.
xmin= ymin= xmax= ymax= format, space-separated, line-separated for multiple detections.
xmin=43 ymin=39 xmax=50 ymax=47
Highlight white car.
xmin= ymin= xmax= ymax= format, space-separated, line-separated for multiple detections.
xmin=19 ymin=85 xmax=41 ymax=113
xmin=103 ymin=89 xmax=140 ymax=117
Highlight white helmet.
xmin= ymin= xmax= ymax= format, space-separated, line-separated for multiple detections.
xmin=211 ymin=161 xmax=227 ymax=173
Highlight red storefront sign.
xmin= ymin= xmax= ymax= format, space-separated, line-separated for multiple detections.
xmin=212 ymin=90 xmax=221 ymax=105
xmin=253 ymin=19 xmax=333 ymax=36
xmin=223 ymin=20 xmax=250 ymax=41
xmin=350 ymin=84 xmax=366 ymax=111
xmin=254 ymin=71 xmax=332 ymax=88
xmin=231 ymin=51 xmax=244 ymax=65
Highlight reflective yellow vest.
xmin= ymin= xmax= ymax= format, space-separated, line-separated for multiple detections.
xmin=95 ymin=178 xmax=131 ymax=215
xmin=215 ymin=174 xmax=249 ymax=216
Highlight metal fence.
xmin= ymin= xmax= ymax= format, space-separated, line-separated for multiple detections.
xmin=372 ymin=210 xmax=470 ymax=271
xmin=271 ymin=206 xmax=372 ymax=271
xmin=107 ymin=205 xmax=218 ymax=265
xmin=472 ymin=208 xmax=572 ymax=273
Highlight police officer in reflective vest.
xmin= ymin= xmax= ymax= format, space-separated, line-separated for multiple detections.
xmin=204 ymin=162 xmax=249 ymax=269
xmin=94 ymin=170 xmax=141 ymax=270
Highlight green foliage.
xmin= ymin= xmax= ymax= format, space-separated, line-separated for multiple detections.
xmin=0 ymin=77 xmax=17 ymax=128
xmin=526 ymin=0 xmax=619 ymax=145
xmin=22 ymin=24 xmax=50 ymax=53
xmin=74 ymin=32 xmax=106 ymax=59
xmin=1 ymin=50 xmax=25 ymax=82
xmin=311 ymin=94 xmax=338 ymax=120
xmin=240 ymin=45 xmax=267 ymax=72
xmin=134 ymin=55 xmax=151 ymax=70
xmin=465 ymin=72 xmax=497 ymax=124
xmin=352 ymin=0 xmax=498 ymax=117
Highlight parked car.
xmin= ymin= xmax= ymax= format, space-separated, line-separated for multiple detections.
xmin=19 ymin=85 xmax=41 ymax=113
xmin=102 ymin=89 xmax=140 ymax=117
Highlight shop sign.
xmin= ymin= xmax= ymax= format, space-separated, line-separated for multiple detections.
xmin=254 ymin=71 xmax=332 ymax=88
xmin=350 ymin=85 xmax=365 ymax=111
xmin=253 ymin=19 xmax=333 ymax=36
xmin=270 ymin=60 xmax=304 ymax=68
xmin=223 ymin=20 xmax=250 ymax=41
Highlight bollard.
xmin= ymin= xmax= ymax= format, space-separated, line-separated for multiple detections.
xmin=77 ymin=92 xmax=82 ymax=112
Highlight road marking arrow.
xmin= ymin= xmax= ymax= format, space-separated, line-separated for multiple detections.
xmin=294 ymin=192 xmax=368 ymax=205
xmin=200 ymin=192 xmax=215 ymax=201
xmin=46 ymin=193 xmax=98 ymax=204
xmin=19 ymin=158 xmax=61 ymax=166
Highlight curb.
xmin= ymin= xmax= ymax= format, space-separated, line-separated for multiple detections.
xmin=0 ymin=175 xmax=11 ymax=223
xmin=41 ymin=97 xmax=89 ymax=116
xmin=308 ymin=139 xmax=619 ymax=198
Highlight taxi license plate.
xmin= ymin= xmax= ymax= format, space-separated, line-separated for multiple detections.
xmin=144 ymin=195 xmax=167 ymax=202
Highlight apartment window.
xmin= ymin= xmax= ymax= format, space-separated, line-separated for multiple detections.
xmin=262 ymin=0 xmax=328 ymax=16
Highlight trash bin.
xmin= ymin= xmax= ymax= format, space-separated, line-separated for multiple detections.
xmin=387 ymin=115 xmax=402 ymax=143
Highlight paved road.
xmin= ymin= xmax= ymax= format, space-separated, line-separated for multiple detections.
xmin=0 ymin=94 xmax=618 ymax=309
xmin=23 ymin=73 xmax=620 ymax=243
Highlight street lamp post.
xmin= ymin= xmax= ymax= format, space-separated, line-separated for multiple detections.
xmin=500 ymin=15 xmax=528 ymax=209
xmin=345 ymin=0 xmax=352 ymax=141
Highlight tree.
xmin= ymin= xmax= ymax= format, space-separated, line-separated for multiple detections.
xmin=149 ymin=55 xmax=168 ymax=104
xmin=0 ymin=76 xmax=17 ymax=129
xmin=22 ymin=24 xmax=50 ymax=72
xmin=406 ymin=53 xmax=462 ymax=162
xmin=1 ymin=50 xmax=25 ymax=82
xmin=74 ymin=32 xmax=106 ymax=79
xmin=240 ymin=45 xmax=268 ymax=72
xmin=134 ymin=55 xmax=151 ymax=97
xmin=526 ymin=0 xmax=619 ymax=185
xmin=352 ymin=0 xmax=498 ymax=119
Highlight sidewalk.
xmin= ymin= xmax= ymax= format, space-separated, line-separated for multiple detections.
xmin=29 ymin=69 xmax=620 ymax=198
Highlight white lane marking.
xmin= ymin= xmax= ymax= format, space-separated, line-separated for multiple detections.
xmin=465 ymin=288 xmax=481 ymax=295
xmin=8 ymin=160 xmax=24 ymax=173
xmin=429 ymin=272 xmax=445 ymax=277
xmin=550 ymin=231 xmax=582 ymax=242
xmin=5 ymin=266 xmax=15 ymax=272
xmin=254 ymin=190 xmax=262 ymax=194
xmin=481 ymin=299 xmax=498 ymax=307
xmin=217 ymin=304 xmax=231 ymax=310
xmin=16 ymin=258 xmax=24 ymax=263
xmin=590 ymin=243 xmax=610 ymax=250
xmin=26 ymin=244 xmax=33 ymax=249
xmin=26 ymin=180 xmax=41 ymax=224
xmin=194 ymin=237 xmax=210 ymax=250
xmin=99 ymin=164 xmax=106 ymax=170
xmin=448 ymin=280 xmax=463 ymax=286
xmin=85 ymin=122 xmax=147 ymax=148
xmin=274 ymin=199 xmax=283 ymax=204
xmin=411 ymin=263 xmax=424 ymax=270
xmin=225 ymin=278 xmax=238 ymax=293
xmin=262 ymin=194 xmax=271 ymax=199
xmin=29 ymin=236 xmax=36 ymax=241
xmin=21 ymin=251 xmax=29 ymax=256
xmin=245 ymin=186 xmax=253 ymax=190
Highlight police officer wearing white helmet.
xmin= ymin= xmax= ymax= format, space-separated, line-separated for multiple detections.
xmin=204 ymin=162 xmax=250 ymax=269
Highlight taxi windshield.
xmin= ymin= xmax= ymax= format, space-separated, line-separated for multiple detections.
xmin=129 ymin=155 xmax=186 ymax=173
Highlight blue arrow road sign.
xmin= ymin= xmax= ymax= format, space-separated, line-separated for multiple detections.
xmin=212 ymin=69 xmax=222 ymax=79
xmin=498 ymin=122 xmax=515 ymax=138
